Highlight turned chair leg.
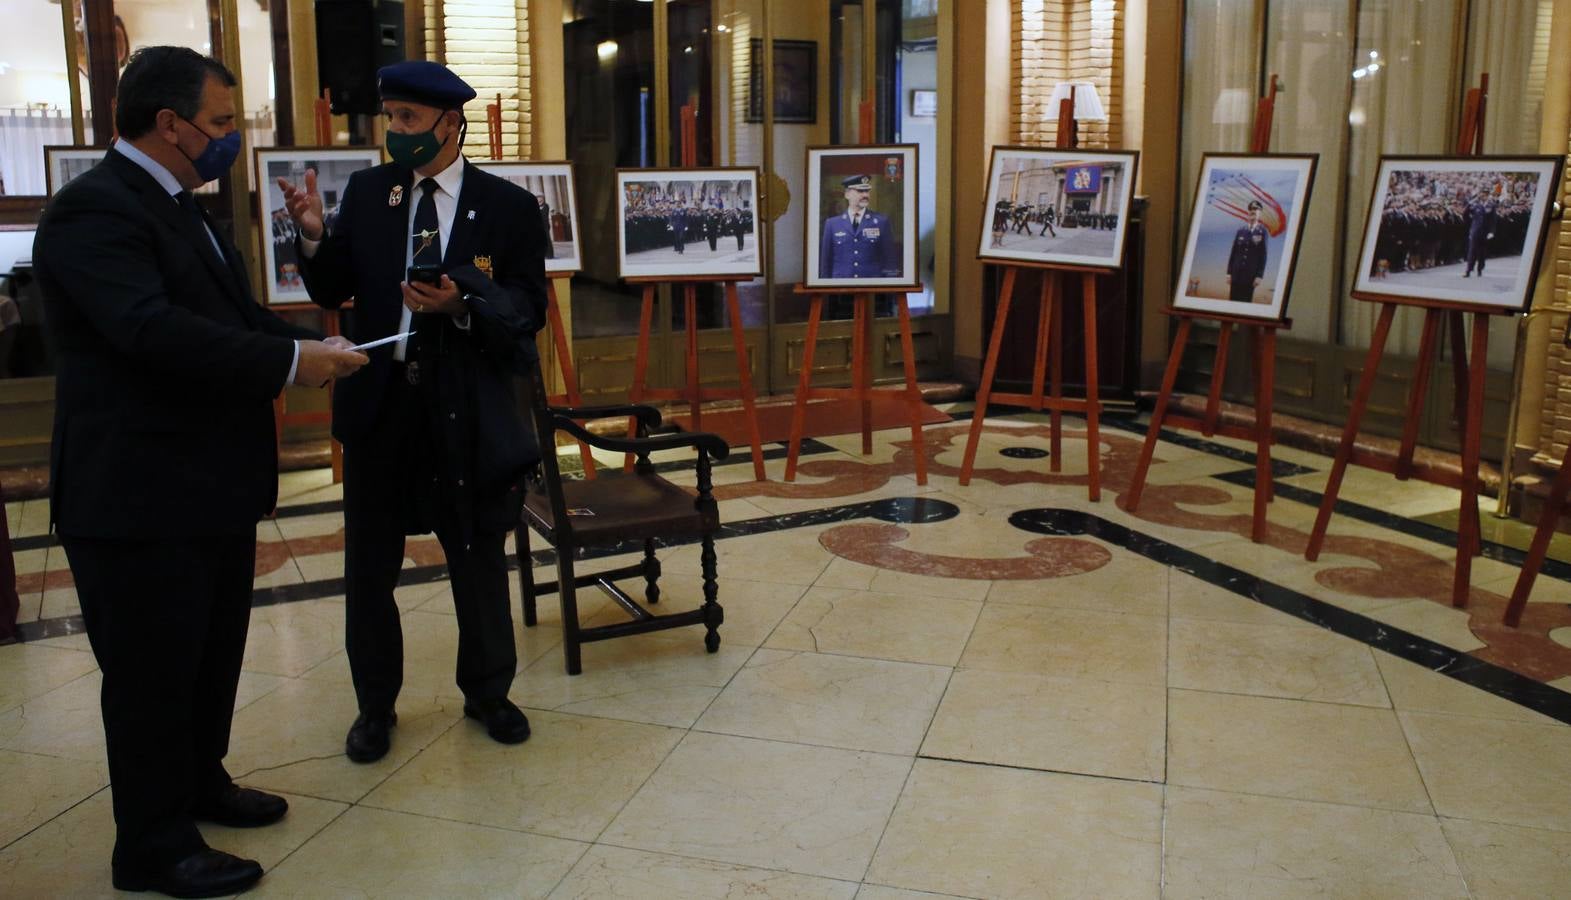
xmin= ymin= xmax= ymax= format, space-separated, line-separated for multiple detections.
xmin=515 ymin=525 xmax=537 ymax=628
xmin=642 ymin=538 xmax=661 ymax=605
xmin=700 ymin=535 xmax=722 ymax=652
xmin=557 ymin=552 xmax=583 ymax=676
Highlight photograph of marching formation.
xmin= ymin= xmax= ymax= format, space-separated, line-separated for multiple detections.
xmin=977 ymin=146 xmax=1139 ymax=270
xmin=1173 ymin=153 xmax=1318 ymax=322
xmin=805 ymin=144 xmax=919 ymax=288
xmin=615 ymin=168 xmax=761 ymax=279
xmin=255 ymin=146 xmax=382 ymax=306
xmin=1353 ymin=155 xmax=1565 ymax=311
xmin=43 ymin=145 xmax=106 ymax=196
xmin=477 ymin=161 xmax=582 ymax=273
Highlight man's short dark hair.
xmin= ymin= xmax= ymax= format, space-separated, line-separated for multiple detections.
xmin=114 ymin=46 xmax=236 ymax=139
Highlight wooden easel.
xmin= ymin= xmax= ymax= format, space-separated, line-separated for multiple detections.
xmin=271 ymin=90 xmax=346 ymax=483
xmin=625 ymin=277 xmax=767 ymax=480
xmin=783 ymin=285 xmax=930 ymax=485
xmin=1304 ymin=76 xmax=1502 ymax=609
xmin=958 ymin=87 xmax=1111 ymax=500
xmin=1504 ymin=433 xmax=1571 ymax=626
xmin=1124 ymin=76 xmax=1287 ymax=540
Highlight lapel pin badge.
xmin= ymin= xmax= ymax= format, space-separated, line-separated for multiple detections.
xmin=389 ymin=185 xmax=404 ymax=207
xmin=467 ymin=209 xmax=476 ymax=220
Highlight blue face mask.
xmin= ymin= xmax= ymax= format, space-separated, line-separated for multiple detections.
xmin=178 ymin=117 xmax=242 ymax=184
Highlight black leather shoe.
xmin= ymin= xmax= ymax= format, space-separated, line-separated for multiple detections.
xmin=112 ymin=848 xmax=263 ymax=898
xmin=345 ymin=710 xmax=397 ymax=763
xmin=463 ymin=697 xmax=531 ymax=744
xmin=191 ymin=785 xmax=288 ymax=828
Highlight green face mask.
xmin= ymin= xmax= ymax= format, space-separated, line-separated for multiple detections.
xmin=386 ymin=118 xmax=448 ymax=169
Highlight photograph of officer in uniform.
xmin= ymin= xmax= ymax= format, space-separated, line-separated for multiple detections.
xmin=1173 ymin=154 xmax=1317 ymax=322
xmin=805 ymin=145 xmax=918 ymax=288
xmin=615 ymin=169 xmax=761 ymax=278
xmin=818 ymin=174 xmax=898 ymax=280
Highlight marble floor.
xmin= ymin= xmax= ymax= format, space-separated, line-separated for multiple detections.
xmin=4 ymin=406 xmax=1571 ymax=898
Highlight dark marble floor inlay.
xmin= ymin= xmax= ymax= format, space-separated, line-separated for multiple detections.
xmin=1009 ymin=506 xmax=1571 ymax=726
xmin=1000 ymin=447 xmax=1050 ymax=460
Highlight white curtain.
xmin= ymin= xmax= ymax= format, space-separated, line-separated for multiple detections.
xmin=0 ymin=109 xmax=74 ymax=196
xmin=1179 ymin=0 xmax=1262 ymax=234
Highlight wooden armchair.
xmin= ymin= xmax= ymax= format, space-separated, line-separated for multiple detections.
xmin=514 ymin=359 xmax=728 ymax=675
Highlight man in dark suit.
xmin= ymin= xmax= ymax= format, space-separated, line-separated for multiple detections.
xmin=1226 ymin=199 xmax=1269 ymax=303
xmin=33 ymin=46 xmax=368 ymax=897
xmin=277 ymin=61 xmax=548 ymax=764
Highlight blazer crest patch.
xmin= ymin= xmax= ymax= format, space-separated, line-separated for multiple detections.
xmin=388 ymin=184 xmax=404 ymax=207
xmin=472 ymin=255 xmax=493 ymax=277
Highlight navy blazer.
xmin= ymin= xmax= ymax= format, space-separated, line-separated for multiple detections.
xmin=298 ymin=159 xmax=549 ymax=533
xmin=34 ymin=148 xmax=318 ymax=538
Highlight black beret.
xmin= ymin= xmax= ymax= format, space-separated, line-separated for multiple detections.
xmin=1247 ymin=199 xmax=1263 ymax=211
xmin=378 ymin=61 xmax=476 ymax=108
xmin=842 ymin=174 xmax=873 ymax=190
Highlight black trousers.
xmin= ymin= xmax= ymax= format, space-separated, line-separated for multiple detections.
xmin=62 ymin=531 xmax=255 ymax=868
xmin=341 ymin=376 xmax=517 ymax=714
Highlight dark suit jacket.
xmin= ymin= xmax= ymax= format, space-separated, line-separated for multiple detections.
xmin=34 ymin=148 xmax=319 ymax=538
xmin=297 ymin=159 xmax=548 ymax=534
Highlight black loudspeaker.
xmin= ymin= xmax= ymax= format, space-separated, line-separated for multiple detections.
xmin=315 ymin=0 xmax=405 ymax=115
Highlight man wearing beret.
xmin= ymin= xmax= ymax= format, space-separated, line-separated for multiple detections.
xmin=1226 ymin=199 xmax=1269 ymax=303
xmin=819 ymin=174 xmax=899 ymax=279
xmin=277 ymin=60 xmax=549 ymax=762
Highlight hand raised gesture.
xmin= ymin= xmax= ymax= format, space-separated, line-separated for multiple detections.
xmin=276 ymin=168 xmax=326 ymax=242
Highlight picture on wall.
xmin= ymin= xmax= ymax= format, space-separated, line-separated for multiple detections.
xmin=746 ymin=39 xmax=817 ymax=124
xmin=44 ymin=146 xmax=107 ymax=196
xmin=977 ymin=146 xmax=1139 ymax=270
xmin=1352 ymin=155 xmax=1565 ymax=311
xmin=804 ymin=144 xmax=920 ymax=288
xmin=477 ymin=161 xmax=582 ymax=274
xmin=1173 ymin=153 xmax=1318 ymax=321
xmin=615 ymin=167 xmax=761 ymax=279
xmin=255 ymin=147 xmax=382 ymax=306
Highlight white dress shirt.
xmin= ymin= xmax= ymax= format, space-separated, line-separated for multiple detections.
xmin=115 ymin=139 xmax=301 ymax=388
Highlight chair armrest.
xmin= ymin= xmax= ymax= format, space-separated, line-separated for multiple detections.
xmin=551 ymin=403 xmax=662 ymax=430
xmin=553 ymin=416 xmax=730 ymax=461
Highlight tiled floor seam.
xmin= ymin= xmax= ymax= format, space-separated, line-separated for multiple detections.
xmin=0 ymin=784 xmax=110 ymax=857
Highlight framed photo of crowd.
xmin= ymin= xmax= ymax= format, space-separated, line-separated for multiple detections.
xmin=804 ymin=145 xmax=919 ymax=289
xmin=977 ymin=147 xmax=1139 ymax=270
xmin=477 ymin=161 xmax=583 ymax=274
xmin=614 ymin=168 xmax=762 ymax=280
xmin=1173 ymin=153 xmax=1318 ymax=322
xmin=254 ymin=146 xmax=383 ymax=306
xmin=1352 ymin=155 xmax=1565 ymax=312
xmin=43 ymin=145 xmax=107 ymax=196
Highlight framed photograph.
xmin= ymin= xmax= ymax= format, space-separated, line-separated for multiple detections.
xmin=804 ymin=145 xmax=920 ymax=289
xmin=1352 ymin=155 xmax=1565 ymax=311
xmin=910 ymin=89 xmax=938 ymax=118
xmin=477 ymin=161 xmax=582 ymax=275
xmin=615 ymin=167 xmax=762 ymax=280
xmin=44 ymin=146 xmax=107 ymax=196
xmin=747 ymin=39 xmax=817 ymax=124
xmin=977 ymin=146 xmax=1140 ymax=270
xmin=254 ymin=146 xmax=382 ymax=306
xmin=1173 ymin=153 xmax=1318 ymax=321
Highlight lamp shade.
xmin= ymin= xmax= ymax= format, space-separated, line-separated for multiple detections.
xmin=1047 ymin=80 xmax=1107 ymax=122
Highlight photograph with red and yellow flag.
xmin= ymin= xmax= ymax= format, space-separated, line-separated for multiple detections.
xmin=1174 ymin=153 xmax=1318 ymax=322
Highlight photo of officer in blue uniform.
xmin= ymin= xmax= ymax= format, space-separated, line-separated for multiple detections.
xmin=818 ymin=174 xmax=899 ymax=279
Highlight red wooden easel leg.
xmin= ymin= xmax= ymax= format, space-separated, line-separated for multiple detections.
xmin=1252 ymin=327 xmax=1276 ymax=542
xmin=1396 ymin=310 xmax=1442 ymax=481
xmin=855 ymin=296 xmax=873 ymax=456
xmin=1448 ymin=309 xmax=1470 ymax=429
xmin=1452 ymin=314 xmax=1489 ymax=608
xmin=1049 ymin=277 xmax=1064 ymax=472
xmin=724 ymin=283 xmax=766 ymax=481
xmin=1203 ymin=323 xmax=1233 ymax=438
xmin=960 ymin=267 xmax=1018 ymax=486
xmin=897 ymin=296 xmax=928 ymax=486
xmin=1307 ymin=303 xmax=1397 ymax=561
xmin=1126 ymin=318 xmax=1192 ymax=512
xmin=625 ymin=284 xmax=656 ymax=471
xmin=548 ymin=280 xmax=595 ymax=477
xmin=684 ymin=285 xmax=701 ymax=429
xmin=1081 ymin=273 xmax=1101 ymax=502
xmin=785 ymin=297 xmax=825 ymax=482
xmin=1504 ymin=439 xmax=1571 ymax=626
xmin=1030 ymin=273 xmax=1051 ymax=411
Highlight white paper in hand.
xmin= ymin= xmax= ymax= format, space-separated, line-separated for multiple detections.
xmin=348 ymin=331 xmax=414 ymax=352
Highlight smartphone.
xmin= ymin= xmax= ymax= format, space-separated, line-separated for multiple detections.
xmin=407 ymin=264 xmax=442 ymax=286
